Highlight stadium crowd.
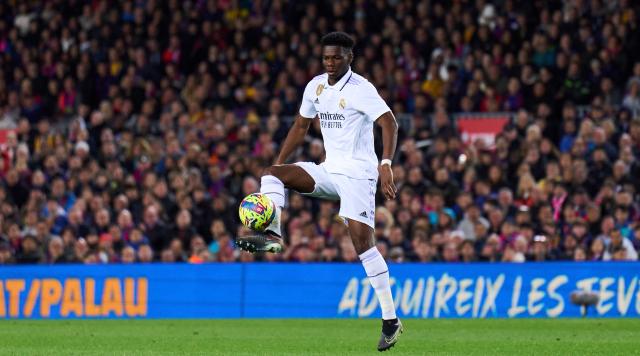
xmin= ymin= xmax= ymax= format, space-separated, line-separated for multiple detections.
xmin=1 ymin=0 xmax=640 ymax=264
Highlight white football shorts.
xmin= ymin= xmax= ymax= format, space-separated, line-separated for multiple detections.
xmin=294 ymin=161 xmax=377 ymax=228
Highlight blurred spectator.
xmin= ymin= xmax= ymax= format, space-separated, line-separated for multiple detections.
xmin=1 ymin=0 xmax=640 ymax=265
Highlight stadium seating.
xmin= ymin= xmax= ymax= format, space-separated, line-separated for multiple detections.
xmin=0 ymin=0 xmax=639 ymax=264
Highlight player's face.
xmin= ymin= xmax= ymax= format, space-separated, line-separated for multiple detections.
xmin=322 ymin=46 xmax=352 ymax=83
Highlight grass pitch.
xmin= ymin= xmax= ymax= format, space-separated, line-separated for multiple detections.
xmin=0 ymin=319 xmax=638 ymax=355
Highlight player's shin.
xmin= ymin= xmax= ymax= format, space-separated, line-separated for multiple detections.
xmin=359 ymin=246 xmax=397 ymax=320
xmin=260 ymin=175 xmax=284 ymax=236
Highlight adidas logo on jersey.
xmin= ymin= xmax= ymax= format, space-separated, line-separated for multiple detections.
xmin=314 ymin=98 xmax=320 ymax=104
xmin=359 ymin=211 xmax=368 ymax=218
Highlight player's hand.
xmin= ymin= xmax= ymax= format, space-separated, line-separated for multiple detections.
xmin=378 ymin=165 xmax=397 ymax=200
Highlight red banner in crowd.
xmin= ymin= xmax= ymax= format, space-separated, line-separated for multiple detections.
xmin=0 ymin=129 xmax=16 ymax=145
xmin=456 ymin=115 xmax=510 ymax=148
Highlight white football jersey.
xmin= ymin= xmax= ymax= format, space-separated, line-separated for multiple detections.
xmin=299 ymin=68 xmax=391 ymax=180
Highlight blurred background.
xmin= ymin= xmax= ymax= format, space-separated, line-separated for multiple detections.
xmin=1 ymin=0 xmax=639 ymax=267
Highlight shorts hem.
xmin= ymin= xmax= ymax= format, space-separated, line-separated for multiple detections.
xmin=341 ymin=214 xmax=375 ymax=229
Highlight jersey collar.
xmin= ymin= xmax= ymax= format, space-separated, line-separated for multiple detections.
xmin=325 ymin=67 xmax=353 ymax=91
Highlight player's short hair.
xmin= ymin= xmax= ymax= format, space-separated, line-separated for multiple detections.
xmin=321 ymin=32 xmax=355 ymax=50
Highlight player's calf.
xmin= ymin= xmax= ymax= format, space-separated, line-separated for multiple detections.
xmin=259 ymin=174 xmax=285 ymax=237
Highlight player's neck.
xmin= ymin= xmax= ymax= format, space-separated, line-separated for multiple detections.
xmin=328 ymin=69 xmax=349 ymax=86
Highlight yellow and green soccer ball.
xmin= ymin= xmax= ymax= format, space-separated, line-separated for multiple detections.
xmin=239 ymin=193 xmax=276 ymax=232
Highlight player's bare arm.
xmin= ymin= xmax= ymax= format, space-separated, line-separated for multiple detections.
xmin=274 ymin=114 xmax=312 ymax=165
xmin=263 ymin=115 xmax=316 ymax=194
xmin=377 ymin=112 xmax=398 ymax=200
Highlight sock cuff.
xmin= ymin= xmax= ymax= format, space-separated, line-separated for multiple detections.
xmin=261 ymin=175 xmax=283 ymax=186
xmin=358 ymin=246 xmax=381 ymax=263
xmin=260 ymin=175 xmax=285 ymax=208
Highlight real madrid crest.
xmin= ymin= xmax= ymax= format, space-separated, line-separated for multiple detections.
xmin=339 ymin=98 xmax=346 ymax=109
xmin=316 ymin=84 xmax=324 ymax=96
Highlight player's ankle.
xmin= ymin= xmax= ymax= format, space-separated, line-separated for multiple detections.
xmin=265 ymin=206 xmax=282 ymax=236
xmin=265 ymin=229 xmax=282 ymax=238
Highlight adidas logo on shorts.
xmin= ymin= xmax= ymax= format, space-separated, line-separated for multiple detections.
xmin=359 ymin=211 xmax=368 ymax=218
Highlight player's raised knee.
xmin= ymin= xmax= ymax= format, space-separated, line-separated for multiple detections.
xmin=262 ymin=165 xmax=294 ymax=187
xmin=262 ymin=166 xmax=278 ymax=177
xmin=261 ymin=165 xmax=275 ymax=177
xmin=262 ymin=165 xmax=283 ymax=179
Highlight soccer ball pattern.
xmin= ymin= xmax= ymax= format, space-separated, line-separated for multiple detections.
xmin=239 ymin=193 xmax=276 ymax=232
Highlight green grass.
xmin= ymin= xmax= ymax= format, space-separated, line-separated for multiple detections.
xmin=0 ymin=319 xmax=639 ymax=355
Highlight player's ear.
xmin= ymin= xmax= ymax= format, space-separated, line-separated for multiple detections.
xmin=347 ymin=49 xmax=354 ymax=65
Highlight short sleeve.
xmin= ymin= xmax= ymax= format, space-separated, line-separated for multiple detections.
xmin=353 ymin=82 xmax=391 ymax=121
xmin=299 ymin=81 xmax=318 ymax=119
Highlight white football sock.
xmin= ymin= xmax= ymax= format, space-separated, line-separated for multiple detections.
xmin=359 ymin=246 xmax=397 ymax=320
xmin=260 ymin=175 xmax=284 ymax=236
